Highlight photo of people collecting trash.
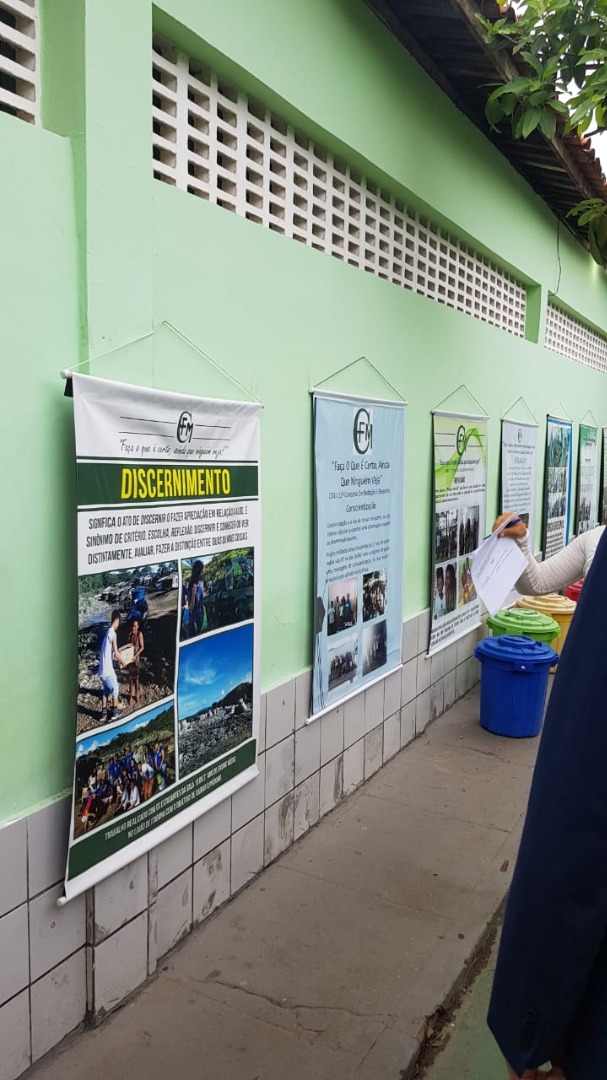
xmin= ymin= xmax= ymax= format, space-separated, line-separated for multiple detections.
xmin=77 ymin=564 xmax=178 ymax=735
xmin=180 ymin=547 xmax=254 ymax=640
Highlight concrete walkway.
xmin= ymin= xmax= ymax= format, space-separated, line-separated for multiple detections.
xmin=421 ymin=934 xmax=505 ymax=1080
xmin=27 ymin=689 xmax=537 ymax=1080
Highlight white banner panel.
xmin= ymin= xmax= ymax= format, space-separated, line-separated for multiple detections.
xmin=429 ymin=413 xmax=487 ymax=655
xmin=501 ymin=419 xmax=538 ymax=553
xmin=311 ymin=392 xmax=406 ymax=717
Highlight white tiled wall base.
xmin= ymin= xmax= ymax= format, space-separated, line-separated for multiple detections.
xmin=0 ymin=612 xmax=480 ymax=1079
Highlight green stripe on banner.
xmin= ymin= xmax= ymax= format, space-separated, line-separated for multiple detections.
xmin=77 ymin=462 xmax=258 ymax=507
xmin=68 ymin=739 xmax=256 ymax=879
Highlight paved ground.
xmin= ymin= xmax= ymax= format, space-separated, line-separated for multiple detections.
xmin=420 ymin=934 xmax=505 ymax=1080
xmin=27 ymin=688 xmax=538 ymax=1080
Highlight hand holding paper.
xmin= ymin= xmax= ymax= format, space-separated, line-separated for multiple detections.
xmin=471 ymin=516 xmax=528 ymax=616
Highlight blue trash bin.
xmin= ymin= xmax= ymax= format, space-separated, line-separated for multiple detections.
xmin=474 ymin=634 xmax=558 ymax=738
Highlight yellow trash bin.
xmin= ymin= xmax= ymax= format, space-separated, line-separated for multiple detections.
xmin=515 ymin=593 xmax=577 ymax=669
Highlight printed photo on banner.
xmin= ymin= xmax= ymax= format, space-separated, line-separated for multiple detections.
xmin=362 ymin=569 xmax=387 ymax=622
xmin=542 ymin=418 xmax=573 ymax=559
xmin=72 ymin=701 xmax=176 ymax=839
xmin=363 ymin=620 xmax=387 ymax=676
xmin=77 ymin=563 xmax=178 ymax=736
xmin=435 ymin=510 xmax=458 ymax=562
xmin=433 ymin=562 xmax=457 ymax=619
xmin=547 ymin=424 xmax=571 ymax=469
xmin=458 ymin=557 xmax=476 ymax=606
xmin=327 ymin=577 xmax=358 ymax=637
xmin=180 ymin=548 xmax=254 ymax=640
xmin=177 ymin=623 xmax=253 ymax=780
xmin=458 ymin=506 xmax=479 ymax=556
xmin=328 ymin=635 xmax=358 ymax=692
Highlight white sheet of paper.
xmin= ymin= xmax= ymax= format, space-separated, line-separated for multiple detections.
xmin=471 ymin=532 xmax=528 ymax=616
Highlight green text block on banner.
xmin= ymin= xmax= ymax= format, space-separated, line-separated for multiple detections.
xmin=64 ymin=374 xmax=262 ymax=901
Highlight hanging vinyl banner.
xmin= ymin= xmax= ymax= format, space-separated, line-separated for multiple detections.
xmin=65 ymin=374 xmax=262 ymax=900
xmin=500 ymin=419 xmax=538 ymax=553
xmin=576 ymin=423 xmax=598 ymax=534
xmin=542 ymin=416 xmax=573 ymax=558
xmin=311 ymin=391 xmax=406 ymax=717
xmin=429 ymin=412 xmax=487 ymax=655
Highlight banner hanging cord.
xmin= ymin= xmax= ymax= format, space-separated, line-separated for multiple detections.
xmin=432 ymin=383 xmax=488 ymax=417
xmin=502 ymin=395 xmax=539 ymax=426
xmin=59 ymin=321 xmax=262 ymax=404
xmin=580 ymin=409 xmax=599 ymax=429
xmin=312 ymin=355 xmax=406 ymax=402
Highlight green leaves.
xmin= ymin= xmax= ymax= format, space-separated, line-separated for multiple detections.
xmin=521 ymin=105 xmax=542 ymax=136
xmin=481 ymin=0 xmax=607 ymax=266
xmin=568 ymin=200 xmax=607 ymax=266
xmin=539 ymin=106 xmax=557 ymax=138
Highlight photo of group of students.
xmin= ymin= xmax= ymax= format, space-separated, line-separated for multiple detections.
xmin=435 ymin=510 xmax=458 ymax=562
xmin=362 ymin=569 xmax=387 ymax=622
xmin=458 ymin=506 xmax=479 ymax=556
xmin=548 ymin=493 xmax=568 ymax=520
xmin=328 ymin=635 xmax=358 ymax=691
xmin=327 ymin=578 xmax=358 ymax=636
xmin=73 ymin=703 xmax=175 ymax=838
xmin=547 ymin=467 xmax=567 ymax=495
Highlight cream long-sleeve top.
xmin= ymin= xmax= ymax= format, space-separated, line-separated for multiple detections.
xmin=515 ymin=525 xmax=605 ymax=595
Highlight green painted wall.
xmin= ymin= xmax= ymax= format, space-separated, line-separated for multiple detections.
xmin=0 ymin=114 xmax=80 ymax=822
xmin=2 ymin=0 xmax=607 ymax=824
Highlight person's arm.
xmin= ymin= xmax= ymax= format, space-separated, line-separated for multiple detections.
xmin=135 ymin=632 xmax=144 ymax=660
xmin=514 ymin=531 xmax=586 ymax=595
xmin=189 ymin=583 xmax=197 ymax=615
xmin=492 ymin=514 xmax=587 ymax=595
xmin=111 ymin=632 xmax=125 ymax=667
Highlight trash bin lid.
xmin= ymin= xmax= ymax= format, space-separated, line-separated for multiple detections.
xmin=475 ymin=634 xmax=558 ymax=667
xmin=487 ymin=609 xmax=560 ymax=637
xmin=516 ymin=592 xmax=576 ymax=615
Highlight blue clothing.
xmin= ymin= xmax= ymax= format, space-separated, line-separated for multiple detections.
xmin=488 ymin=528 xmax=607 ymax=1079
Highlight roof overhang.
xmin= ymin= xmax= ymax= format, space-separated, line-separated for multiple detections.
xmin=365 ymin=0 xmax=607 ymax=233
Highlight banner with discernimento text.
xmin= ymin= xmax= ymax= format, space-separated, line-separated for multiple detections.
xmin=429 ymin=412 xmax=487 ymax=655
xmin=312 ymin=392 xmax=405 ymax=717
xmin=65 ymin=374 xmax=261 ymax=900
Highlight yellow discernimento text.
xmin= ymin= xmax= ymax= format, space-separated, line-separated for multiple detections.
xmin=120 ymin=467 xmax=231 ymax=501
